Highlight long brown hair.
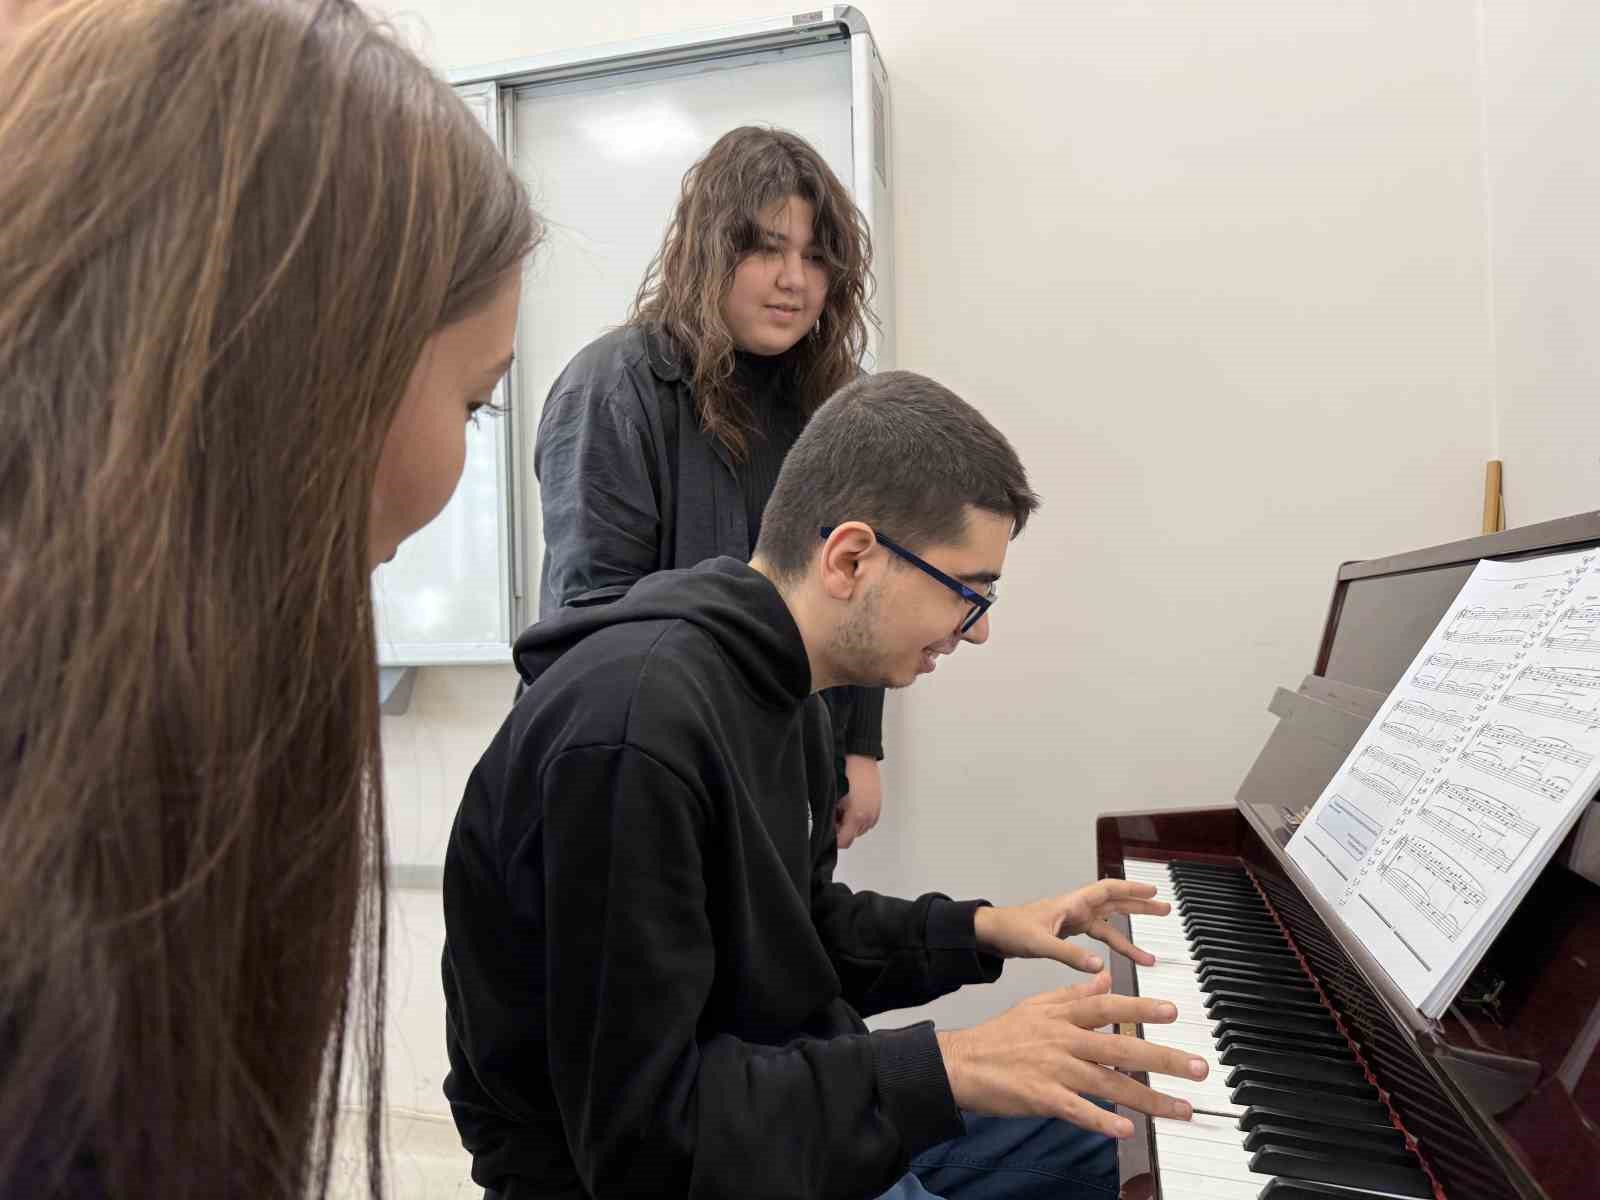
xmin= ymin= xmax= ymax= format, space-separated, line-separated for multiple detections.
xmin=630 ymin=126 xmax=872 ymax=460
xmin=0 ymin=2 xmax=538 ymax=1197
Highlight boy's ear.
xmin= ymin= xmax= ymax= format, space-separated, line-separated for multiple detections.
xmin=818 ymin=522 xmax=876 ymax=600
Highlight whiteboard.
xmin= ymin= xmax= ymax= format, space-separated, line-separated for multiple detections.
xmin=373 ymin=83 xmax=516 ymax=666
xmin=512 ymin=42 xmax=857 ymax=599
xmin=373 ymin=11 xmax=894 ymax=666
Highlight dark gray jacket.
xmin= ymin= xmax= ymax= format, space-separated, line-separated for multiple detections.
xmin=534 ymin=325 xmax=884 ymax=761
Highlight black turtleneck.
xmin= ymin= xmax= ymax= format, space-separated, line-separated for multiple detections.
xmin=732 ymin=349 xmax=807 ymax=553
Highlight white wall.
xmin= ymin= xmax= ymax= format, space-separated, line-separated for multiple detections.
xmin=1477 ymin=0 xmax=1600 ymax=526
xmin=373 ymin=0 xmax=1507 ymax=1118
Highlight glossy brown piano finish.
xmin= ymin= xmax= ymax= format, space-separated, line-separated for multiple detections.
xmin=1098 ymin=511 xmax=1600 ymax=1200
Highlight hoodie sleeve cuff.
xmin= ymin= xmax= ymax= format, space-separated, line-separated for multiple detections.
xmin=871 ymin=1022 xmax=964 ymax=1156
xmin=925 ymin=899 xmax=1005 ymax=984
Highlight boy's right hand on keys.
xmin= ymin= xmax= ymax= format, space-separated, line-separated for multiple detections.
xmin=933 ymin=971 xmax=1209 ymax=1139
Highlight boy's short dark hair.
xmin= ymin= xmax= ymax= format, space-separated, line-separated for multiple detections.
xmin=755 ymin=371 xmax=1040 ymax=578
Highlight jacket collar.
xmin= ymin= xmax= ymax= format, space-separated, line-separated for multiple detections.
xmin=641 ymin=324 xmax=737 ymax=474
xmin=643 ymin=325 xmax=685 ymax=384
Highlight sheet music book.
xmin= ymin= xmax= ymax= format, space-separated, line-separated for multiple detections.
xmin=1288 ymin=546 xmax=1600 ymax=1016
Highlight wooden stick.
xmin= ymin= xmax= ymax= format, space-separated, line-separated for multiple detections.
xmin=1483 ymin=460 xmax=1504 ymax=534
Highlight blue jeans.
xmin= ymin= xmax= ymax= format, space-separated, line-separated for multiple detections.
xmin=874 ymin=1112 xmax=1118 ymax=1200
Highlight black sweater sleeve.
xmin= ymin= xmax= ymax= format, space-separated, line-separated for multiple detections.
xmin=536 ymin=745 xmax=961 ymax=1199
xmin=841 ymin=685 xmax=886 ymax=759
xmin=807 ymin=810 xmax=1003 ymax=1018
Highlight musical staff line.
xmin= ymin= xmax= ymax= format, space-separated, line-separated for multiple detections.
xmin=1348 ymin=747 xmax=1424 ymax=806
xmin=1545 ymin=601 xmax=1600 ymax=655
xmin=1501 ymin=664 xmax=1600 ymax=729
xmin=1411 ymin=654 xmax=1500 ymax=699
xmin=1444 ymin=605 xmax=1545 ymax=647
xmin=1378 ymin=836 xmax=1485 ymax=943
xmin=1380 ymin=699 xmax=1466 ymax=755
xmin=1417 ymin=783 xmax=1537 ymax=873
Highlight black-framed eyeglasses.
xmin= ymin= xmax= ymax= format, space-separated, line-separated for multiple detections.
xmin=820 ymin=526 xmax=996 ymax=634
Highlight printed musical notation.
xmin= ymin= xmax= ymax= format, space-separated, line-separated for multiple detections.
xmin=1317 ymin=794 xmax=1385 ymax=861
xmin=1380 ymin=700 xmax=1466 ymax=755
xmin=1501 ymin=664 xmax=1600 ymax=729
xmin=1378 ymin=836 xmax=1486 ymax=942
xmin=1347 ymin=746 xmax=1425 ymax=806
xmin=1545 ymin=601 xmax=1600 ymax=654
xmin=1444 ymin=605 xmax=1545 ymax=647
xmin=1417 ymin=783 xmax=1537 ymax=873
xmin=1289 ymin=547 xmax=1600 ymax=1016
xmin=1411 ymin=654 xmax=1500 ymax=699
xmin=1458 ymin=722 xmax=1585 ymax=802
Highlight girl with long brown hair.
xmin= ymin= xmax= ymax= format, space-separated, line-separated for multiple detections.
xmin=534 ymin=125 xmax=889 ymax=846
xmin=0 ymin=2 xmax=539 ymax=1197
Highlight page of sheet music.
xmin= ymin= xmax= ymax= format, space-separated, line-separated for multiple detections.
xmin=1288 ymin=547 xmax=1600 ymax=1015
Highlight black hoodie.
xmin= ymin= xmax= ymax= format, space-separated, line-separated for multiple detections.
xmin=441 ymin=558 xmax=1003 ymax=1200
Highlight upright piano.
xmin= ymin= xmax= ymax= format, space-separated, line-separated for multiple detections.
xmin=1099 ymin=513 xmax=1600 ymax=1200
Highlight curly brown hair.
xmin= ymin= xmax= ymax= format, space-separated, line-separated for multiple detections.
xmin=630 ymin=126 xmax=872 ymax=460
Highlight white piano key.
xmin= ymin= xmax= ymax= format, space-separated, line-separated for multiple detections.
xmin=1152 ymin=1114 xmax=1243 ymax=1145
xmin=1156 ymin=1141 xmax=1261 ymax=1180
xmin=1157 ymin=1168 xmax=1263 ymax=1200
xmin=1121 ymin=861 xmax=1282 ymax=1174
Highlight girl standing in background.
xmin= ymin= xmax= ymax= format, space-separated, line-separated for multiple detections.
xmin=535 ymin=126 xmax=889 ymax=845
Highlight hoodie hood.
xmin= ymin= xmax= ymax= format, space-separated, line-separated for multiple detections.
xmin=513 ymin=557 xmax=812 ymax=708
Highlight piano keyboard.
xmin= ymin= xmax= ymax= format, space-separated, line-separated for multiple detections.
xmin=1122 ymin=859 xmax=1436 ymax=1200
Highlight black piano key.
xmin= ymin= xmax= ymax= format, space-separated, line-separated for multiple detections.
xmin=1164 ymin=864 xmax=1248 ymax=876
xmin=1173 ymin=880 xmax=1260 ymax=901
xmin=1182 ymin=913 xmax=1281 ymax=936
xmin=1243 ymin=1125 xmax=1417 ymax=1164
xmin=1202 ymin=988 xmax=1325 ymax=1015
xmin=1194 ymin=951 xmax=1307 ymax=978
xmin=1195 ymin=952 xmax=1308 ymax=981
xmin=1189 ymin=936 xmax=1298 ymax=961
xmin=1171 ymin=878 xmax=1253 ymax=896
xmin=1214 ymin=1018 xmax=1349 ymax=1051
xmin=1206 ymin=1001 xmax=1339 ymax=1037
xmin=1248 ymin=1146 xmax=1432 ymax=1198
xmin=1231 ymin=1082 xmax=1390 ymax=1125
xmin=1180 ymin=910 xmax=1281 ymax=932
xmin=1219 ymin=1047 xmax=1367 ymax=1085
xmin=1216 ymin=1030 xmax=1357 ymax=1062
xmin=1180 ymin=916 xmax=1280 ymax=936
xmin=1198 ymin=977 xmax=1321 ymax=1006
xmin=1179 ymin=901 xmax=1276 ymax=921
xmin=1168 ymin=861 xmax=1248 ymax=879
xmin=1171 ymin=908 xmax=1267 ymax=928
xmin=1237 ymin=1107 xmax=1407 ymax=1147
xmin=1173 ymin=879 xmax=1261 ymax=897
xmin=1182 ymin=918 xmax=1284 ymax=942
xmin=1177 ymin=908 xmax=1273 ymax=928
xmin=1179 ymin=902 xmax=1275 ymax=922
xmin=1259 ymin=1183 xmax=1425 ymax=1200
xmin=1224 ymin=1065 xmax=1375 ymax=1101
xmin=1182 ymin=927 xmax=1291 ymax=953
xmin=1174 ymin=878 xmax=1263 ymax=895
xmin=1177 ymin=893 xmax=1267 ymax=913
xmin=1203 ymin=966 xmax=1312 ymax=998
xmin=1197 ymin=965 xmax=1316 ymax=993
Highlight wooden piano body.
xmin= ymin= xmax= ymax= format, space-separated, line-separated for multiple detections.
xmin=1099 ymin=512 xmax=1600 ymax=1200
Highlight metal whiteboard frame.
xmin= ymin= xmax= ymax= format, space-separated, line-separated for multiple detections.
xmin=374 ymin=80 xmax=519 ymax=669
xmin=453 ymin=6 xmax=894 ymax=637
